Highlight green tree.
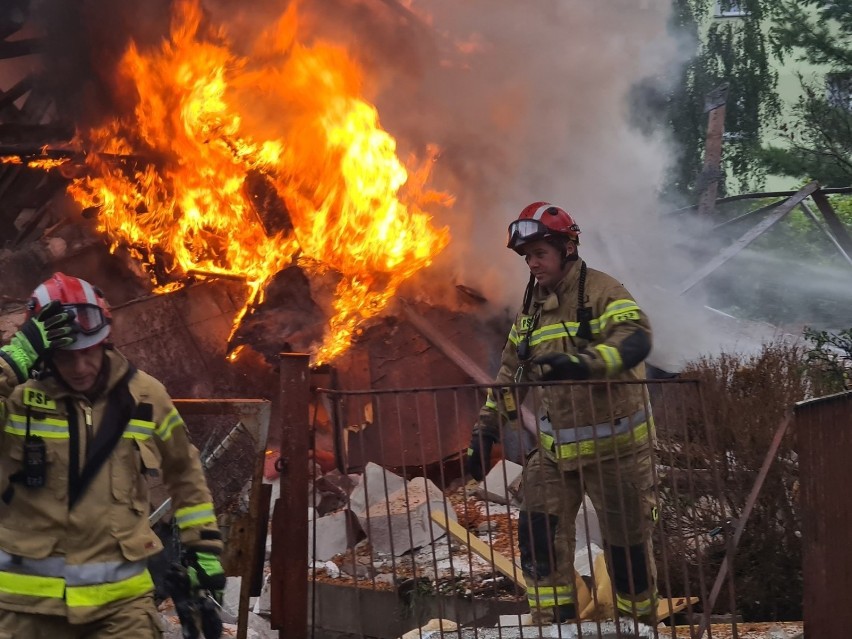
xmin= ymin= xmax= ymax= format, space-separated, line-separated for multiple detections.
xmin=659 ymin=0 xmax=781 ymax=201
xmin=802 ymin=326 xmax=852 ymax=394
xmin=763 ymin=0 xmax=852 ymax=185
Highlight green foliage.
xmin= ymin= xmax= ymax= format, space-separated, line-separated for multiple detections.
xmin=758 ymin=143 xmax=852 ymax=186
xmin=762 ymin=0 xmax=852 ymax=184
xmin=802 ymin=326 xmax=852 ymax=394
xmin=770 ymin=0 xmax=852 ymax=68
xmin=703 ymin=193 xmax=852 ymax=328
xmin=662 ymin=0 xmax=782 ymax=201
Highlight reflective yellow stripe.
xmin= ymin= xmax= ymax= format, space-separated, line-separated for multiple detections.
xmin=527 ymin=584 xmax=574 ymax=608
xmin=508 ymin=325 xmax=520 ymax=345
xmin=543 ymin=420 xmax=653 ymax=461
xmin=0 ymin=571 xmax=65 ymax=598
xmin=616 ymin=592 xmax=656 ymax=616
xmin=599 ymin=299 xmax=641 ymax=332
xmin=66 ymin=570 xmax=154 ymax=608
xmin=175 ymin=502 xmax=217 ymax=529
xmin=594 ymin=344 xmax=623 ymax=375
xmin=123 ymin=419 xmax=156 ymax=440
xmin=484 ymin=389 xmax=498 ymax=410
xmin=528 ymin=321 xmax=603 ymax=347
xmin=6 ymin=415 xmax=70 ymax=439
xmin=156 ymin=408 xmax=184 ymax=442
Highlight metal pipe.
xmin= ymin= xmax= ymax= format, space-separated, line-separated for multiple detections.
xmin=270 ymin=353 xmax=311 ymax=636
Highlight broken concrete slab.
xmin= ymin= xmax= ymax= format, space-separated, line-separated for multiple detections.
xmin=349 ymin=462 xmax=407 ymax=514
xmin=253 ymin=573 xmax=270 ymax=616
xmin=308 ymin=509 xmax=364 ymax=561
xmin=357 ymin=475 xmax=456 ymax=556
xmin=220 ymin=576 xmax=241 ymax=624
xmin=478 ymin=460 xmax=524 ymax=505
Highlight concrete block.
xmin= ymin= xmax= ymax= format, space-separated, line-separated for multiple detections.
xmin=246 ymin=611 xmax=277 ymax=639
xmin=478 ymin=460 xmax=524 ymax=505
xmin=308 ymin=509 xmax=363 ymax=561
xmin=349 ymin=462 xmax=407 ymax=514
xmin=356 ymin=476 xmax=456 ymax=556
xmin=220 ymin=576 xmax=241 ymax=624
xmin=252 ymin=573 xmax=270 ymax=616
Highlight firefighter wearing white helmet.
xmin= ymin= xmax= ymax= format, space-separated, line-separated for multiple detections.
xmin=0 ymin=272 xmax=224 ymax=638
xmin=465 ymin=203 xmax=658 ymax=626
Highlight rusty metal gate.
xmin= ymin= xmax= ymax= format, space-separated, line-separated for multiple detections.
xmin=796 ymin=390 xmax=852 ymax=639
xmin=155 ymin=398 xmax=272 ymax=639
xmin=269 ymin=355 xmax=770 ymax=639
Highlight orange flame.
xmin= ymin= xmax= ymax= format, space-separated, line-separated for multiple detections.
xmin=0 ymin=155 xmax=70 ymax=169
xmin=66 ymin=0 xmax=451 ymax=363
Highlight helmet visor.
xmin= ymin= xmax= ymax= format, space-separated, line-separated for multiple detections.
xmin=507 ymin=219 xmax=549 ymax=250
xmin=66 ymin=303 xmax=109 ymax=336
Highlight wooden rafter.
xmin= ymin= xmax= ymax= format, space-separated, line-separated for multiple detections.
xmin=678 ymin=181 xmax=820 ymax=295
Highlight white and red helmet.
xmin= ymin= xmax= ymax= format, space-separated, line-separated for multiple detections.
xmin=507 ymin=202 xmax=581 ymax=254
xmin=30 ymin=273 xmax=112 ymax=350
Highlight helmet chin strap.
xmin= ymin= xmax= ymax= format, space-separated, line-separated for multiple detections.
xmin=522 ymin=273 xmax=535 ymax=315
xmin=561 ymin=252 xmax=579 ymax=268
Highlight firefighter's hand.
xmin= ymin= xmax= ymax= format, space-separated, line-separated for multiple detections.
xmin=534 ymin=352 xmax=590 ymax=381
xmin=188 ymin=551 xmax=226 ymax=604
xmin=466 ymin=429 xmax=497 ymax=482
xmin=1 ymin=301 xmax=77 ymax=381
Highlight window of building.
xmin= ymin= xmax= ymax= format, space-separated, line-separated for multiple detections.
xmin=827 ymin=73 xmax=852 ymax=110
xmin=714 ymin=1 xmax=749 ymax=17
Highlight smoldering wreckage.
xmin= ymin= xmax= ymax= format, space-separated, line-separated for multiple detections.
xmin=0 ymin=1 xmax=828 ymax=639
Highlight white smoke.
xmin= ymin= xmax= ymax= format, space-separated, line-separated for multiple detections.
xmin=212 ymin=0 xmax=788 ymax=370
xmin=30 ymin=0 xmax=810 ymax=370
xmin=325 ymin=0 xmax=751 ymax=370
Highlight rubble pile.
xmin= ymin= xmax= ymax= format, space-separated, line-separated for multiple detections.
xmin=300 ymin=460 xmax=604 ymax=600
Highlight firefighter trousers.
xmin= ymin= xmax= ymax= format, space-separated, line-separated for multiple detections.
xmin=519 ymin=444 xmax=658 ymax=625
xmin=0 ymin=595 xmax=164 ymax=638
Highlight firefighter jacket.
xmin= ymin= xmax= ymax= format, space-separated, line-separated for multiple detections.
xmin=0 ymin=347 xmax=222 ymax=623
xmin=479 ymin=259 xmax=653 ymax=467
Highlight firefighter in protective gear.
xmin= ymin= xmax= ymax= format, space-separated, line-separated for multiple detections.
xmin=465 ymin=203 xmax=658 ymax=626
xmin=0 ymin=273 xmax=224 ymax=638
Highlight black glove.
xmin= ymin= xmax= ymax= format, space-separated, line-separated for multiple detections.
xmin=534 ymin=352 xmax=591 ymax=381
xmin=466 ymin=429 xmax=497 ymax=482
xmin=0 ymin=301 xmax=77 ymax=381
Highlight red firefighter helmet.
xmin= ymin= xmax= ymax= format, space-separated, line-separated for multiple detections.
xmin=506 ymin=202 xmax=581 ymax=254
xmin=29 ymin=273 xmax=112 ymax=350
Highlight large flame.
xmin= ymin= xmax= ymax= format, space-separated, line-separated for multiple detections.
xmin=66 ymin=0 xmax=451 ymax=363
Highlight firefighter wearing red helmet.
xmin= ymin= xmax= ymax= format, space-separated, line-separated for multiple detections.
xmin=0 ymin=273 xmax=224 ymax=638
xmin=466 ymin=203 xmax=658 ymax=626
